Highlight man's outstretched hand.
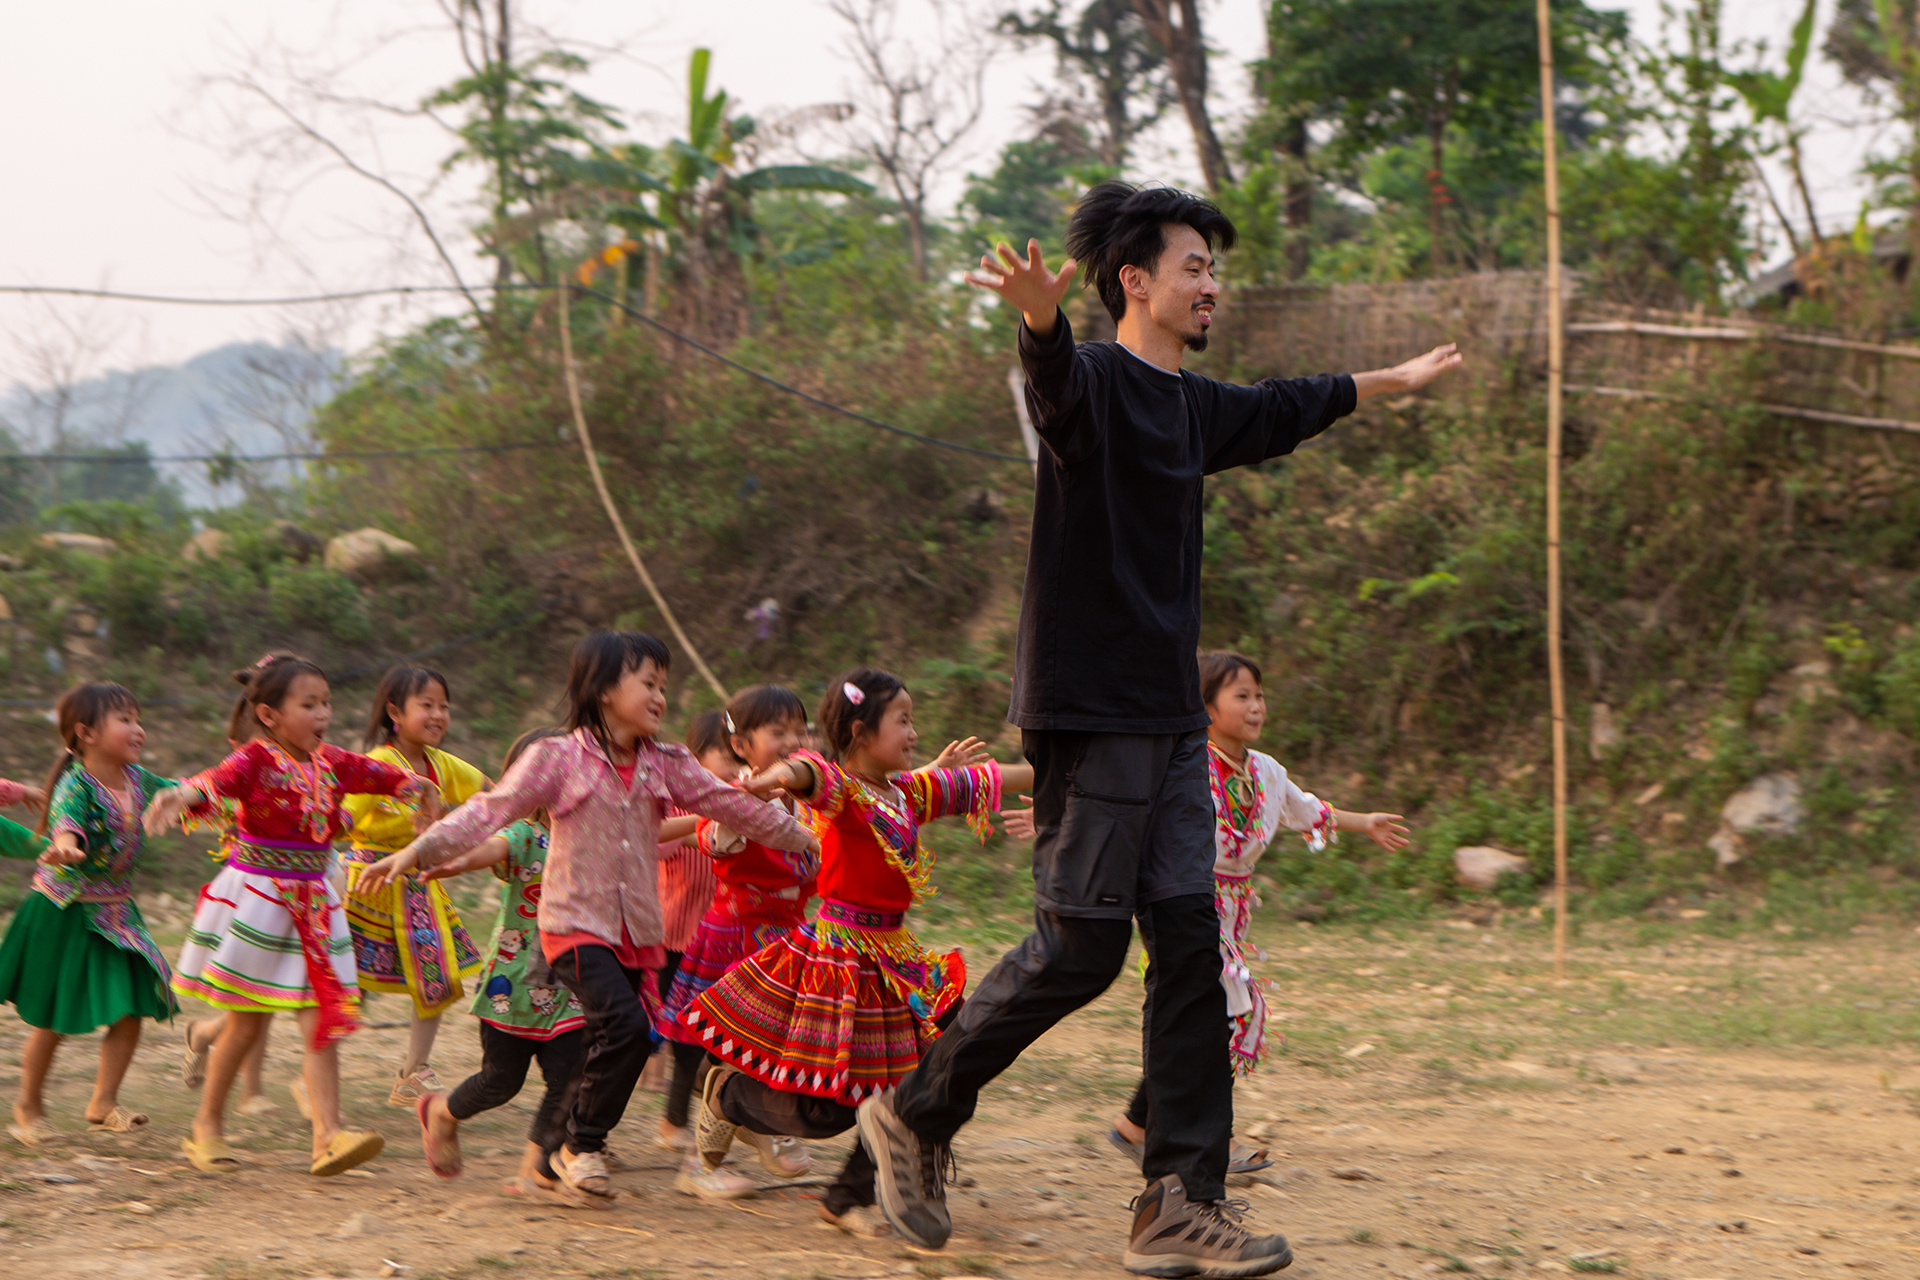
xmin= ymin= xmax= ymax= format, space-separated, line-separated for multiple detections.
xmin=965 ymin=239 xmax=1078 ymax=336
xmin=1353 ymin=342 xmax=1464 ymax=402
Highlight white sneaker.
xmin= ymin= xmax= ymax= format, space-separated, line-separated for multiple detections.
xmin=387 ymin=1064 xmax=444 ymax=1108
xmin=674 ymin=1156 xmax=758 ymax=1201
xmin=740 ymin=1130 xmax=811 ymax=1178
xmin=553 ymin=1145 xmax=617 ymax=1200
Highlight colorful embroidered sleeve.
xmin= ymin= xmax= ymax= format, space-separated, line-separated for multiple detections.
xmin=324 ymin=746 xmax=414 ymax=797
xmin=189 ymin=741 xmax=270 ymax=803
xmin=793 ymin=750 xmax=850 ymax=821
xmin=410 ymin=741 xmax=563 ymax=869
xmin=903 ymin=762 xmax=1003 ymax=841
xmin=0 ymin=814 xmax=43 ymax=860
xmin=133 ymin=765 xmax=179 ymax=798
xmin=663 ymin=749 xmax=811 ymax=853
xmin=47 ymin=769 xmax=94 ymax=846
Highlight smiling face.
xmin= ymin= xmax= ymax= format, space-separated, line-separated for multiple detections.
xmin=389 ymin=680 xmax=451 ymax=750
xmin=257 ymin=672 xmax=333 ymax=757
xmin=732 ymin=716 xmax=808 ymax=773
xmin=1207 ymin=666 xmax=1266 ymax=748
xmin=600 ymin=657 xmax=668 ymax=744
xmin=1120 ymin=223 xmax=1219 ymax=352
xmin=848 ymin=689 xmax=918 ymax=776
xmin=76 ymin=705 xmax=146 ymax=772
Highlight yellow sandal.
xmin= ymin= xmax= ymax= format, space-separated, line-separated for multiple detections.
xmin=180 ymin=1136 xmax=240 ymax=1173
xmin=311 ymin=1128 xmax=384 ymax=1177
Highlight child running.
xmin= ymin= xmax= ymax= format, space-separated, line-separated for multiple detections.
xmin=1104 ymin=650 xmax=1410 ymax=1171
xmin=679 ymin=667 xmax=1031 ymax=1235
xmin=657 ymin=685 xmax=818 ymax=1194
xmin=143 ymin=654 xmax=438 ymax=1177
xmin=179 ymin=724 xmax=280 ymax=1116
xmin=651 ymin=709 xmax=730 ymax=1152
xmin=358 ymin=630 xmax=818 ymax=1205
xmin=0 ymin=684 xmax=177 ymax=1144
xmin=399 ymin=727 xmax=588 ymax=1191
xmin=342 ymin=664 xmax=488 ymax=1106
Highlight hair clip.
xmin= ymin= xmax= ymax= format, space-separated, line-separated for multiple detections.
xmin=842 ymin=682 xmax=865 ymax=706
xmin=724 ymin=712 xmax=737 ymax=734
xmin=254 ymin=653 xmax=278 ymax=669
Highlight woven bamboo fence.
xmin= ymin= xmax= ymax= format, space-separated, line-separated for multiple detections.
xmin=1210 ymin=271 xmax=1920 ymax=436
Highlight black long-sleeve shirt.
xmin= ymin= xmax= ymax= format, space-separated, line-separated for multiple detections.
xmin=1009 ymin=311 xmax=1357 ymax=733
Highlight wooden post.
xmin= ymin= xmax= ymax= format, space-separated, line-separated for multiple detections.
xmin=1536 ymin=0 xmax=1570 ymax=980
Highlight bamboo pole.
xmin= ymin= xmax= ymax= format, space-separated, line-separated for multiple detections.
xmin=558 ymin=286 xmax=730 ymax=703
xmin=1536 ymin=0 xmax=1569 ymax=981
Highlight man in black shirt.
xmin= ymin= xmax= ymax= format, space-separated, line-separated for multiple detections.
xmin=858 ymin=182 xmax=1461 ymax=1276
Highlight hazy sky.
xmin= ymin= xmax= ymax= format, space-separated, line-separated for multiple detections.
xmin=0 ymin=0 xmax=1891 ymax=393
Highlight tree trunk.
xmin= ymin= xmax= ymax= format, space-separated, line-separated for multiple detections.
xmin=1282 ymin=115 xmax=1311 ymax=280
xmin=1133 ymin=0 xmax=1233 ymax=194
xmin=905 ymin=201 xmax=928 ymax=281
xmin=1428 ymin=106 xmax=1449 ymax=275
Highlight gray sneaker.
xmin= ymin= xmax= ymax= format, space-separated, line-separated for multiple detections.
xmin=855 ymin=1092 xmax=953 ymax=1249
xmin=1123 ymin=1174 xmax=1292 ymax=1278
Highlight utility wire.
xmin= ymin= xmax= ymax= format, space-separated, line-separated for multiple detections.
xmin=0 ymin=280 xmax=1032 ymax=464
xmin=0 ymin=441 xmax=560 ymax=465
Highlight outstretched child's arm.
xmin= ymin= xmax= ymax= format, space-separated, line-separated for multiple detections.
xmin=1330 ymin=807 xmax=1411 ymax=853
xmin=0 ymin=779 xmax=47 ymax=818
xmin=418 ymin=833 xmax=512 ymax=882
xmin=39 ymin=830 xmax=87 ymax=868
xmin=659 ymin=814 xmax=699 ymax=844
xmin=0 ymin=815 xmax=45 ymax=861
xmin=928 ymin=737 xmax=991 ymax=770
xmin=668 ymin=753 xmax=818 ymax=858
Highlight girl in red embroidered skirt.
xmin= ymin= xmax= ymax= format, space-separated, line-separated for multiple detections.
xmin=680 ymin=667 xmax=1032 ymax=1234
xmin=143 ymin=654 xmax=435 ymax=1178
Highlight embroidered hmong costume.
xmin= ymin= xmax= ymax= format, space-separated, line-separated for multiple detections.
xmin=342 ymin=744 xmax=486 ymax=1017
xmin=1208 ymin=743 xmax=1333 ymax=1072
xmin=172 ymin=740 xmax=416 ymax=1050
xmin=0 ymin=766 xmax=178 ymax=1034
xmin=656 ymin=796 xmax=817 ymax=1045
xmin=470 ymin=821 xmax=584 ymax=1040
xmin=682 ymin=752 xmax=999 ymax=1105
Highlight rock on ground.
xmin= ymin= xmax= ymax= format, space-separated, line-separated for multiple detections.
xmin=1454 ymin=845 xmax=1528 ymax=890
xmin=324 ymin=527 xmax=419 ymax=579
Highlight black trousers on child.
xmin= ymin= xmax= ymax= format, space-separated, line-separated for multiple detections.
xmin=550 ymin=944 xmax=654 ymax=1155
xmin=447 ymin=1023 xmax=584 ymax=1153
xmin=894 ymin=729 xmax=1235 ymax=1201
xmin=655 ymin=950 xmax=709 ymax=1130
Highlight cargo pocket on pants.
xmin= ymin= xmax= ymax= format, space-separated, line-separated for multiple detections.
xmin=1035 ymin=788 xmax=1151 ymax=914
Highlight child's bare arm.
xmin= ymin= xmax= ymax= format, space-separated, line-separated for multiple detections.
xmin=1331 ymin=807 xmax=1410 ymax=853
xmin=659 ymin=814 xmax=699 ymax=843
xmin=420 ymin=833 xmax=512 ymax=881
xmin=39 ymin=831 xmax=87 ymax=867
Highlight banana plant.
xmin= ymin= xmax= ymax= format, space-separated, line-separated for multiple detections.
xmin=557 ymin=48 xmax=870 ymax=333
xmin=1727 ymin=0 xmax=1822 ymax=253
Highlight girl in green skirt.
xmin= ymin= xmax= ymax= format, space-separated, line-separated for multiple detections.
xmin=0 ymin=683 xmax=179 ymax=1145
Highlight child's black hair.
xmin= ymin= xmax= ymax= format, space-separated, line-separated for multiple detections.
xmin=815 ymin=667 xmax=906 ymax=762
xmin=724 ymin=684 xmax=808 ymax=747
xmin=364 ymin=663 xmax=451 ymax=750
xmin=684 ymin=709 xmax=737 ymax=765
xmin=226 ymin=653 xmax=328 ymax=743
xmin=565 ymin=631 xmax=671 ymax=750
xmin=1198 ymin=650 xmax=1263 ymax=706
xmin=1065 ymin=181 xmax=1237 ymax=324
xmin=39 ymin=682 xmax=140 ymax=837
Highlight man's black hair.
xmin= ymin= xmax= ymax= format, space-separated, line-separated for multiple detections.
xmin=1064 ymin=181 xmax=1237 ymax=324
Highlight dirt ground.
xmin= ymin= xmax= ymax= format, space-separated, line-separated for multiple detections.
xmin=5 ymin=913 xmax=1920 ymax=1280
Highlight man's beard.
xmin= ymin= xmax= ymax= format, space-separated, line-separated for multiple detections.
xmin=1183 ymin=329 xmax=1210 ymax=353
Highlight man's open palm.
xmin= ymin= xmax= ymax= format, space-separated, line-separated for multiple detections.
xmin=965 ymin=239 xmax=1078 ymax=324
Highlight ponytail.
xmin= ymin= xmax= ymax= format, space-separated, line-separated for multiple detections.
xmin=38 ymin=681 xmax=140 ymax=837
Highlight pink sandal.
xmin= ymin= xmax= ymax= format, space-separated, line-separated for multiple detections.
xmin=416 ymin=1094 xmax=461 ymax=1180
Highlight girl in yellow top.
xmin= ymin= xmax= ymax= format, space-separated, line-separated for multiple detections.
xmin=342 ymin=665 xmax=487 ymax=1106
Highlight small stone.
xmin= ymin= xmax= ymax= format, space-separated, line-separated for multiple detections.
xmin=1796 ymin=1246 xmax=1820 ymax=1255
xmin=124 ymin=1201 xmax=153 ymax=1215
xmin=1021 ymin=1232 xmax=1044 ymax=1247
xmin=1467 ymin=1257 xmax=1500 ymax=1269
xmin=335 ymin=1211 xmax=385 ymax=1238
xmin=1663 ymin=1145 xmax=1685 ymax=1155
xmin=1705 ymin=1145 xmax=1734 ymax=1161
xmin=1330 ymin=1166 xmax=1381 ymax=1182
xmin=323 ymin=527 xmax=420 ymax=580
xmin=1454 ymin=845 xmax=1529 ymax=890
xmin=1723 ymin=1167 xmax=1743 ymax=1177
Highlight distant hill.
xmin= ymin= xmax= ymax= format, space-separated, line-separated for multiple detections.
xmin=0 ymin=340 xmax=343 ymax=508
